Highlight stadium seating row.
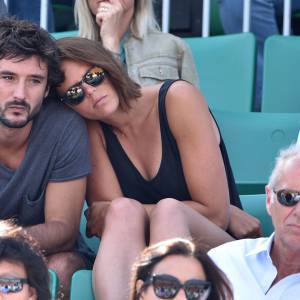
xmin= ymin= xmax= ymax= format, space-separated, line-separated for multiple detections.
xmin=185 ymin=33 xmax=300 ymax=113
xmin=52 ymin=30 xmax=300 ymax=113
xmin=213 ymin=110 xmax=300 ymax=194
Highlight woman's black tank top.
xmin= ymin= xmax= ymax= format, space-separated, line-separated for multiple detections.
xmin=101 ymin=80 xmax=241 ymax=208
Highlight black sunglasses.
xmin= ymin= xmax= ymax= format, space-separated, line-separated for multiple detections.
xmin=273 ymin=189 xmax=300 ymax=207
xmin=143 ymin=274 xmax=211 ymax=300
xmin=0 ymin=277 xmax=28 ymax=294
xmin=60 ymin=66 xmax=106 ymax=106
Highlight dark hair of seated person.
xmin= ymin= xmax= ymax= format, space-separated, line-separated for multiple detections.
xmin=0 ymin=220 xmax=51 ymax=300
xmin=129 ymin=238 xmax=233 ymax=300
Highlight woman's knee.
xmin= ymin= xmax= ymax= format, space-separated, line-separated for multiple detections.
xmin=105 ymin=197 xmax=147 ymax=226
xmin=150 ymin=198 xmax=185 ymax=222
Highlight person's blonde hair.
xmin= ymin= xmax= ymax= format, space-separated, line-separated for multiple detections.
xmin=74 ymin=0 xmax=160 ymax=41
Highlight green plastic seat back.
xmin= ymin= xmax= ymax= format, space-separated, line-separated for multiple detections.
xmin=240 ymin=194 xmax=274 ymax=237
xmin=70 ymin=270 xmax=95 ymax=300
xmin=51 ymin=30 xmax=79 ymax=39
xmin=184 ymin=33 xmax=256 ymax=112
xmin=48 ymin=269 xmax=59 ymax=300
xmin=262 ymin=35 xmax=300 ymax=112
xmin=80 ymin=201 xmax=100 ymax=254
xmin=213 ymin=110 xmax=300 ymax=194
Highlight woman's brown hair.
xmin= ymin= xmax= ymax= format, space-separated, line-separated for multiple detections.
xmin=56 ymin=37 xmax=141 ymax=110
xmin=129 ymin=238 xmax=233 ymax=300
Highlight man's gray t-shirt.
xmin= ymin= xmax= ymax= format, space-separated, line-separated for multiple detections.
xmin=0 ymin=98 xmax=91 ymax=226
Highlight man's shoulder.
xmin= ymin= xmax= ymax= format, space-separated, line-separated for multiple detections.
xmin=208 ymin=237 xmax=269 ymax=259
xmin=37 ymin=98 xmax=84 ymax=128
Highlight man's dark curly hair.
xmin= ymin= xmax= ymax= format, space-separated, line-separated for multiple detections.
xmin=0 ymin=17 xmax=63 ymax=87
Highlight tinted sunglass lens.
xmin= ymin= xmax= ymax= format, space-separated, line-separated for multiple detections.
xmin=278 ymin=191 xmax=296 ymax=206
xmin=185 ymin=281 xmax=211 ymax=300
xmin=0 ymin=282 xmax=23 ymax=294
xmin=64 ymin=86 xmax=85 ymax=105
xmin=153 ymin=277 xmax=179 ymax=299
xmin=84 ymin=68 xmax=105 ymax=86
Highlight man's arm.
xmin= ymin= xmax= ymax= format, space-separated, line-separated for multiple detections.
xmin=26 ymin=177 xmax=86 ymax=254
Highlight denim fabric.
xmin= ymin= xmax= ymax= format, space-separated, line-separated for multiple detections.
xmin=7 ymin=0 xmax=54 ymax=32
xmin=0 ymin=0 xmax=7 ymax=17
xmin=218 ymin=0 xmax=300 ymax=111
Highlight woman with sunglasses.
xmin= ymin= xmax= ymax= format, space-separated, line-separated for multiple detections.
xmin=129 ymin=238 xmax=233 ymax=300
xmin=0 ymin=221 xmax=51 ymax=300
xmin=56 ymin=36 xmax=258 ymax=300
xmin=74 ymin=0 xmax=198 ymax=87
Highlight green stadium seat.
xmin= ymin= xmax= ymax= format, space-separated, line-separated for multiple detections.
xmin=184 ymin=33 xmax=256 ymax=112
xmin=80 ymin=201 xmax=100 ymax=254
xmin=261 ymin=35 xmax=300 ymax=112
xmin=240 ymin=194 xmax=274 ymax=237
xmin=49 ymin=269 xmax=59 ymax=300
xmin=70 ymin=270 xmax=95 ymax=300
xmin=51 ymin=30 xmax=79 ymax=40
xmin=213 ymin=110 xmax=300 ymax=194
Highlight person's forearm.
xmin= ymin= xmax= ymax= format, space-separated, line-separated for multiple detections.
xmin=145 ymin=200 xmax=229 ymax=230
xmin=182 ymin=200 xmax=230 ymax=230
xmin=25 ymin=221 xmax=77 ymax=255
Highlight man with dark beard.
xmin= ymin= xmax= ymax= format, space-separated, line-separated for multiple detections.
xmin=0 ymin=18 xmax=91 ymax=299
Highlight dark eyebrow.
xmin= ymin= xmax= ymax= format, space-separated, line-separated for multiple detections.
xmin=30 ymin=74 xmax=46 ymax=81
xmin=0 ymin=70 xmax=46 ymax=81
xmin=0 ymin=70 xmax=15 ymax=76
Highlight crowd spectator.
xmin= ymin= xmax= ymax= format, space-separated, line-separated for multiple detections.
xmin=209 ymin=143 xmax=300 ymax=299
xmin=74 ymin=0 xmax=199 ymax=87
xmin=0 ymin=220 xmax=51 ymax=300
xmin=129 ymin=238 xmax=233 ymax=300
xmin=0 ymin=17 xmax=92 ymax=299
xmin=55 ymin=36 xmax=260 ymax=300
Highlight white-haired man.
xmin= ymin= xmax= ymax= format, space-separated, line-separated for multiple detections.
xmin=209 ymin=143 xmax=300 ymax=299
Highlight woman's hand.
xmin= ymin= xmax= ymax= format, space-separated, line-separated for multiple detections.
xmin=228 ymin=205 xmax=262 ymax=239
xmin=86 ymin=201 xmax=110 ymax=237
xmin=96 ymin=1 xmax=128 ymax=52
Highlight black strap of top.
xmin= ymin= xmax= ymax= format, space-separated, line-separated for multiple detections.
xmin=159 ymin=80 xmax=241 ymax=208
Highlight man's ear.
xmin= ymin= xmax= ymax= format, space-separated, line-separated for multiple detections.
xmin=28 ymin=286 xmax=38 ymax=300
xmin=265 ymin=185 xmax=273 ymax=216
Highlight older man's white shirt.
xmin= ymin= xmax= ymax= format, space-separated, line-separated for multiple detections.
xmin=208 ymin=234 xmax=300 ymax=300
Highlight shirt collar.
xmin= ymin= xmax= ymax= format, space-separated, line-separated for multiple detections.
xmin=246 ymin=232 xmax=275 ymax=258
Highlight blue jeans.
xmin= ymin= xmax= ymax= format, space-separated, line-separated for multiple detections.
xmin=0 ymin=0 xmax=7 ymax=17
xmin=8 ymin=0 xmax=54 ymax=32
xmin=218 ymin=0 xmax=300 ymax=111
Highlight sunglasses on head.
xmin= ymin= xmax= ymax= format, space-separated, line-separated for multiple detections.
xmin=273 ymin=189 xmax=300 ymax=207
xmin=0 ymin=277 xmax=28 ymax=294
xmin=60 ymin=66 xmax=106 ymax=106
xmin=143 ymin=274 xmax=211 ymax=300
